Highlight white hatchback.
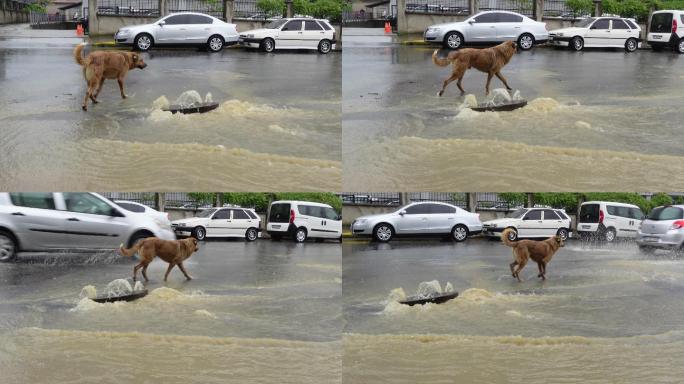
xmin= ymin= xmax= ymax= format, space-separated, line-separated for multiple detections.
xmin=171 ymin=207 xmax=261 ymax=241
xmin=482 ymin=207 xmax=572 ymax=241
xmin=549 ymin=16 xmax=641 ymax=52
xmin=239 ymin=18 xmax=337 ymax=53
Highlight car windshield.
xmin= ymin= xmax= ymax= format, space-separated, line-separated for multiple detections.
xmin=576 ymin=17 xmax=596 ymax=28
xmin=506 ymin=208 xmax=527 ymax=218
xmin=197 ymin=208 xmax=217 ymax=218
xmin=265 ymin=19 xmax=288 ymax=29
xmin=647 ymin=206 xmax=684 ymax=221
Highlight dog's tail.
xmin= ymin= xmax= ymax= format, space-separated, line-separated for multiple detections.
xmin=118 ymin=240 xmax=144 ymax=257
xmin=74 ymin=43 xmax=86 ymax=66
xmin=501 ymin=228 xmax=517 ymax=247
xmin=432 ymin=49 xmax=453 ymax=67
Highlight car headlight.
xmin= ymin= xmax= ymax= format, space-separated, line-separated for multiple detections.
xmin=557 ymin=32 xmax=564 ymax=37
xmin=489 ymin=223 xmax=497 ymax=228
xmin=426 ymin=27 xmax=440 ymax=34
xmin=247 ymin=34 xmax=254 ymax=38
xmin=118 ymin=29 xmax=130 ymax=35
xmin=356 ymin=219 xmax=368 ymax=225
xmin=175 ymin=222 xmax=185 ymax=227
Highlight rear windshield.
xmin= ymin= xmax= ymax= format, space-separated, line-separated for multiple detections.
xmin=650 ymin=13 xmax=673 ymax=33
xmin=647 ymin=206 xmax=683 ymax=221
xmin=579 ymin=204 xmax=599 ymax=223
xmin=506 ymin=208 xmax=527 ymax=218
xmin=246 ymin=210 xmax=258 ymax=219
xmin=197 ymin=209 xmax=216 ymax=218
xmin=269 ymin=203 xmax=291 ymax=223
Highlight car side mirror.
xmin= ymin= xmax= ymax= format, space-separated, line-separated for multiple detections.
xmin=158 ymin=20 xmax=165 ymax=26
xmin=399 ymin=210 xmax=406 ymax=216
xmin=110 ymin=208 xmax=125 ymax=217
xmin=468 ymin=20 xmax=475 ymax=24
xmin=337 ymin=215 xmax=342 ymax=221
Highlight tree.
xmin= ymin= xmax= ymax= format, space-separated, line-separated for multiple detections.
xmin=257 ymin=0 xmax=285 ymax=18
xmin=649 ymin=193 xmax=673 ymax=210
xmin=187 ymin=192 xmax=216 ymax=206
xmin=566 ymin=0 xmax=593 ymax=16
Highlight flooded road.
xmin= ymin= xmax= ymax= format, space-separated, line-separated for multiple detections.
xmin=0 ymin=240 xmax=342 ymax=383
xmin=0 ymin=26 xmax=341 ymax=190
xmin=342 ymin=29 xmax=684 ymax=190
xmin=343 ymin=239 xmax=684 ymax=383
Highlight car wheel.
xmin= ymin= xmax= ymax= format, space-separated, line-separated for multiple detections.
xmin=506 ymin=228 xmax=518 ymax=242
xmin=318 ymin=39 xmax=332 ymax=54
xmin=192 ymin=227 xmax=206 ymax=241
xmin=134 ymin=33 xmax=153 ymax=52
xmin=207 ymin=35 xmax=224 ymax=52
xmin=517 ymin=33 xmax=534 ymax=51
xmin=0 ymin=230 xmax=17 ymax=262
xmin=443 ymin=31 xmax=463 ymax=49
xmin=624 ymin=38 xmax=638 ymax=52
xmin=373 ymin=223 xmax=394 ymax=242
xmin=604 ymin=228 xmax=616 ymax=243
xmin=338 ymin=236 xmax=343 ymax=243
xmin=638 ymin=245 xmax=655 ymax=254
xmin=245 ymin=228 xmax=258 ymax=242
xmin=677 ymin=38 xmax=684 ymax=54
xmin=570 ymin=36 xmax=583 ymax=51
xmin=294 ymin=227 xmax=307 ymax=243
xmin=557 ymin=228 xmax=569 ymax=241
xmin=261 ymin=38 xmax=275 ymax=53
xmin=451 ymin=224 xmax=468 ymax=242
xmin=128 ymin=231 xmax=152 ymax=248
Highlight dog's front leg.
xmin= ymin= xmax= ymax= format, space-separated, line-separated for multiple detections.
xmin=495 ymin=72 xmax=513 ymax=91
xmin=117 ymin=78 xmax=127 ymax=99
xmin=485 ymin=72 xmax=494 ymax=95
xmin=178 ymin=262 xmax=193 ymax=280
xmin=163 ymin=263 xmax=176 ymax=282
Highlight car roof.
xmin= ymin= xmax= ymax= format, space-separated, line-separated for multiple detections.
xmin=166 ymin=12 xmax=219 ymax=19
xmin=476 ymin=10 xmax=527 ymax=16
xmin=114 ymin=200 xmax=146 ymax=206
xmin=271 ymin=200 xmax=332 ymax=208
xmin=407 ymin=201 xmax=457 ymax=206
xmin=582 ymin=201 xmax=639 ymax=208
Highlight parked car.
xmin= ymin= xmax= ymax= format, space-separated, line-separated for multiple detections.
xmin=577 ymin=201 xmax=644 ymax=242
xmin=351 ymin=202 xmax=482 ymax=242
xmin=266 ymin=200 xmax=342 ymax=242
xmin=482 ymin=207 xmax=572 ymax=241
xmin=238 ymin=18 xmax=337 ymax=54
xmin=423 ymin=10 xmax=548 ymax=50
xmin=114 ymin=200 xmax=170 ymax=224
xmin=549 ymin=17 xmax=641 ymax=52
xmin=636 ymin=205 xmax=684 ymax=253
xmin=647 ymin=10 xmax=684 ymax=53
xmin=114 ymin=12 xmax=239 ymax=52
xmin=171 ymin=207 xmax=261 ymax=241
xmin=0 ymin=192 xmax=175 ymax=262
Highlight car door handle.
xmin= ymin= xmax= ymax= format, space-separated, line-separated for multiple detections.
xmin=67 ymin=217 xmax=80 ymax=221
xmin=298 ymin=31 xmax=303 ymax=34
xmin=11 ymin=212 xmax=25 ymax=216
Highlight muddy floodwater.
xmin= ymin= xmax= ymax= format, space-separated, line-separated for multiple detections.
xmin=0 ymin=35 xmax=341 ymax=190
xmin=343 ymin=239 xmax=684 ymax=383
xmin=0 ymin=241 xmax=342 ymax=383
xmin=343 ymin=30 xmax=684 ymax=191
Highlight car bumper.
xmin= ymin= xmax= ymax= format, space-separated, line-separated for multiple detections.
xmin=482 ymin=227 xmax=504 ymax=237
xmin=114 ymin=32 xmax=135 ymax=44
xmin=155 ymin=228 xmax=177 ymax=240
xmin=267 ymin=223 xmax=296 ymax=235
xmin=350 ymin=221 xmax=373 ymax=236
xmin=423 ymin=30 xmax=445 ymax=43
xmin=636 ymin=230 xmax=684 ymax=249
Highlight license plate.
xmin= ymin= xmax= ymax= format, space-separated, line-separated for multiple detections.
xmin=653 ymin=35 xmax=663 ymax=39
xmin=272 ymin=225 xmax=281 ymax=229
xmin=643 ymin=236 xmax=657 ymax=242
xmin=582 ymin=225 xmax=590 ymax=229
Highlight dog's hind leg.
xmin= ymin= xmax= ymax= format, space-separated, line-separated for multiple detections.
xmin=540 ymin=261 xmax=547 ymax=280
xmin=92 ymin=78 xmax=105 ymax=103
xmin=438 ymin=73 xmax=460 ymax=97
xmin=117 ymin=77 xmax=128 ymax=99
xmin=513 ymin=258 xmax=527 ymax=282
xmin=495 ymin=72 xmax=513 ymax=91
xmin=537 ymin=262 xmax=544 ymax=278
xmin=178 ymin=262 xmax=193 ymax=281
xmin=163 ymin=263 xmax=176 ymax=282
xmin=485 ymin=72 xmax=494 ymax=95
xmin=133 ymin=262 xmax=144 ymax=281
xmin=510 ymin=261 xmax=518 ymax=277
xmin=141 ymin=264 xmax=150 ymax=282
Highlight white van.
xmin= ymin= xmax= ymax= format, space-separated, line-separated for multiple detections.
xmin=266 ymin=200 xmax=342 ymax=243
xmin=577 ymin=201 xmax=645 ymax=242
xmin=647 ymin=10 xmax=684 ymax=53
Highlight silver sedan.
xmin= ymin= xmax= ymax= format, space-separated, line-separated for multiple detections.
xmin=424 ymin=10 xmax=549 ymax=50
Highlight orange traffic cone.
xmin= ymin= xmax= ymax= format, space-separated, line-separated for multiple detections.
xmin=384 ymin=21 xmax=391 ymax=34
xmin=76 ymin=24 xmax=84 ymax=36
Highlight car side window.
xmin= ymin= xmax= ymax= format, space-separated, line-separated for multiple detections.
xmin=318 ymin=21 xmax=332 ymax=30
xmin=625 ymin=19 xmax=638 ymax=29
xmin=474 ymin=13 xmax=498 ymax=23
xmin=524 ymin=210 xmax=542 ymax=220
xmin=213 ymin=209 xmax=230 ymax=220
xmin=233 ymin=209 xmax=250 ymax=220
xmin=629 ymin=208 xmax=644 ymax=220
xmin=322 ymin=207 xmax=339 ymax=220
xmin=164 ymin=15 xmax=187 ymax=25
xmin=429 ymin=204 xmax=456 ymax=214
xmin=245 ymin=210 xmax=258 ymax=219
xmin=63 ymin=193 xmax=114 ymax=216
xmin=282 ymin=20 xmax=302 ymax=31
xmin=607 ymin=205 xmax=617 ymax=216
xmin=612 ymin=19 xmax=629 ymax=29
xmin=543 ymin=210 xmax=560 ymax=220
xmin=591 ymin=19 xmax=610 ymax=29
xmin=10 ymin=193 xmax=56 ymax=210
xmin=404 ymin=204 xmax=429 ymax=214
xmin=118 ymin=202 xmax=145 ymax=213
xmin=305 ymin=20 xmax=323 ymax=31
xmin=498 ymin=13 xmax=522 ymax=22
xmin=189 ymin=15 xmax=213 ymax=24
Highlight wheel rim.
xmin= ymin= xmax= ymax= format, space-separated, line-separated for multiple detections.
xmin=321 ymin=41 xmax=330 ymax=52
xmin=627 ymin=39 xmax=636 ymax=51
xmin=296 ymin=230 xmax=306 ymax=242
xmin=679 ymin=40 xmax=684 ymax=52
xmin=210 ymin=37 xmax=222 ymax=51
xmin=454 ymin=227 xmax=467 ymax=241
xmin=520 ymin=35 xmax=532 ymax=49
xmin=574 ymin=39 xmax=582 ymax=50
xmin=447 ymin=34 xmax=460 ymax=48
xmin=376 ymin=226 xmax=392 ymax=241
xmin=247 ymin=230 xmax=257 ymax=241
xmin=559 ymin=230 xmax=568 ymax=241
xmin=0 ymin=235 xmax=14 ymax=261
xmin=196 ymin=229 xmax=205 ymax=240
xmin=606 ymin=230 xmax=615 ymax=242
xmin=265 ymin=40 xmax=273 ymax=51
xmin=508 ymin=231 xmax=517 ymax=241
xmin=138 ymin=36 xmax=151 ymax=50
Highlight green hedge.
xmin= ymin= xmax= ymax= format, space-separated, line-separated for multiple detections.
xmin=255 ymin=0 xmax=349 ymax=23
xmin=497 ymin=192 xmax=677 ymax=214
xmin=186 ymin=192 xmax=342 ymax=213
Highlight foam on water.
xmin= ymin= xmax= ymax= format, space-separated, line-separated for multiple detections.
xmin=194 ymin=309 xmax=217 ymax=319
xmin=79 ymin=285 xmax=97 ymax=300
xmin=416 ymin=280 xmax=443 ymax=298
xmin=103 ymin=279 xmax=133 ymax=298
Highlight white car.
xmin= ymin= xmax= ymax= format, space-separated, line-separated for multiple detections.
xmin=577 ymin=201 xmax=644 ymax=242
xmin=0 ymin=192 xmax=175 ymax=262
xmin=549 ymin=16 xmax=641 ymax=52
xmin=647 ymin=10 xmax=684 ymax=53
xmin=239 ymin=18 xmax=337 ymax=54
xmin=171 ymin=207 xmax=261 ymax=241
xmin=482 ymin=207 xmax=572 ymax=241
xmin=266 ymin=200 xmax=342 ymax=242
xmin=114 ymin=12 xmax=239 ymax=52
xmin=114 ymin=200 xmax=170 ymax=224
xmin=351 ymin=201 xmax=482 ymax=242
xmin=423 ymin=10 xmax=548 ymax=50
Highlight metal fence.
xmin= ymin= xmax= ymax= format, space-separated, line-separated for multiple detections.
xmin=97 ymin=0 xmax=160 ymax=17
xmin=408 ymin=192 xmax=468 ymax=209
xmin=1 ymin=0 xmax=30 ymax=11
xmin=100 ymin=192 xmax=157 ymax=207
xmin=475 ymin=192 xmax=520 ymax=211
xmin=405 ymin=0 xmax=470 ymax=15
xmin=341 ymin=193 xmax=402 ymax=206
xmin=542 ymin=0 xmax=573 ymax=17
xmin=478 ymin=0 xmax=533 ymax=17
xmin=167 ymin=0 xmax=224 ymax=19
xmin=29 ymin=12 xmax=66 ymax=26
xmin=233 ymin=0 xmax=263 ymax=19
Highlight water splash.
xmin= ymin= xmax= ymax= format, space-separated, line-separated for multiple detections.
xmin=103 ymin=279 xmax=133 ymax=298
xmin=416 ymin=280 xmax=443 ymax=298
xmin=79 ymin=285 xmax=97 ymax=299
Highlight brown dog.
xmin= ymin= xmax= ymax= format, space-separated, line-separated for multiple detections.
xmin=74 ymin=43 xmax=147 ymax=111
xmin=501 ymin=228 xmax=564 ymax=282
xmin=118 ymin=237 xmax=199 ymax=282
xmin=432 ymin=41 xmax=517 ymax=96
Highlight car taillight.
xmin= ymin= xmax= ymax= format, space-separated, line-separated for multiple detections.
xmin=290 ymin=209 xmax=295 ymax=224
xmin=671 ymin=220 xmax=684 ymax=230
xmin=599 ymin=209 xmax=604 ymax=224
xmin=673 ymin=19 xmax=678 ymax=34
